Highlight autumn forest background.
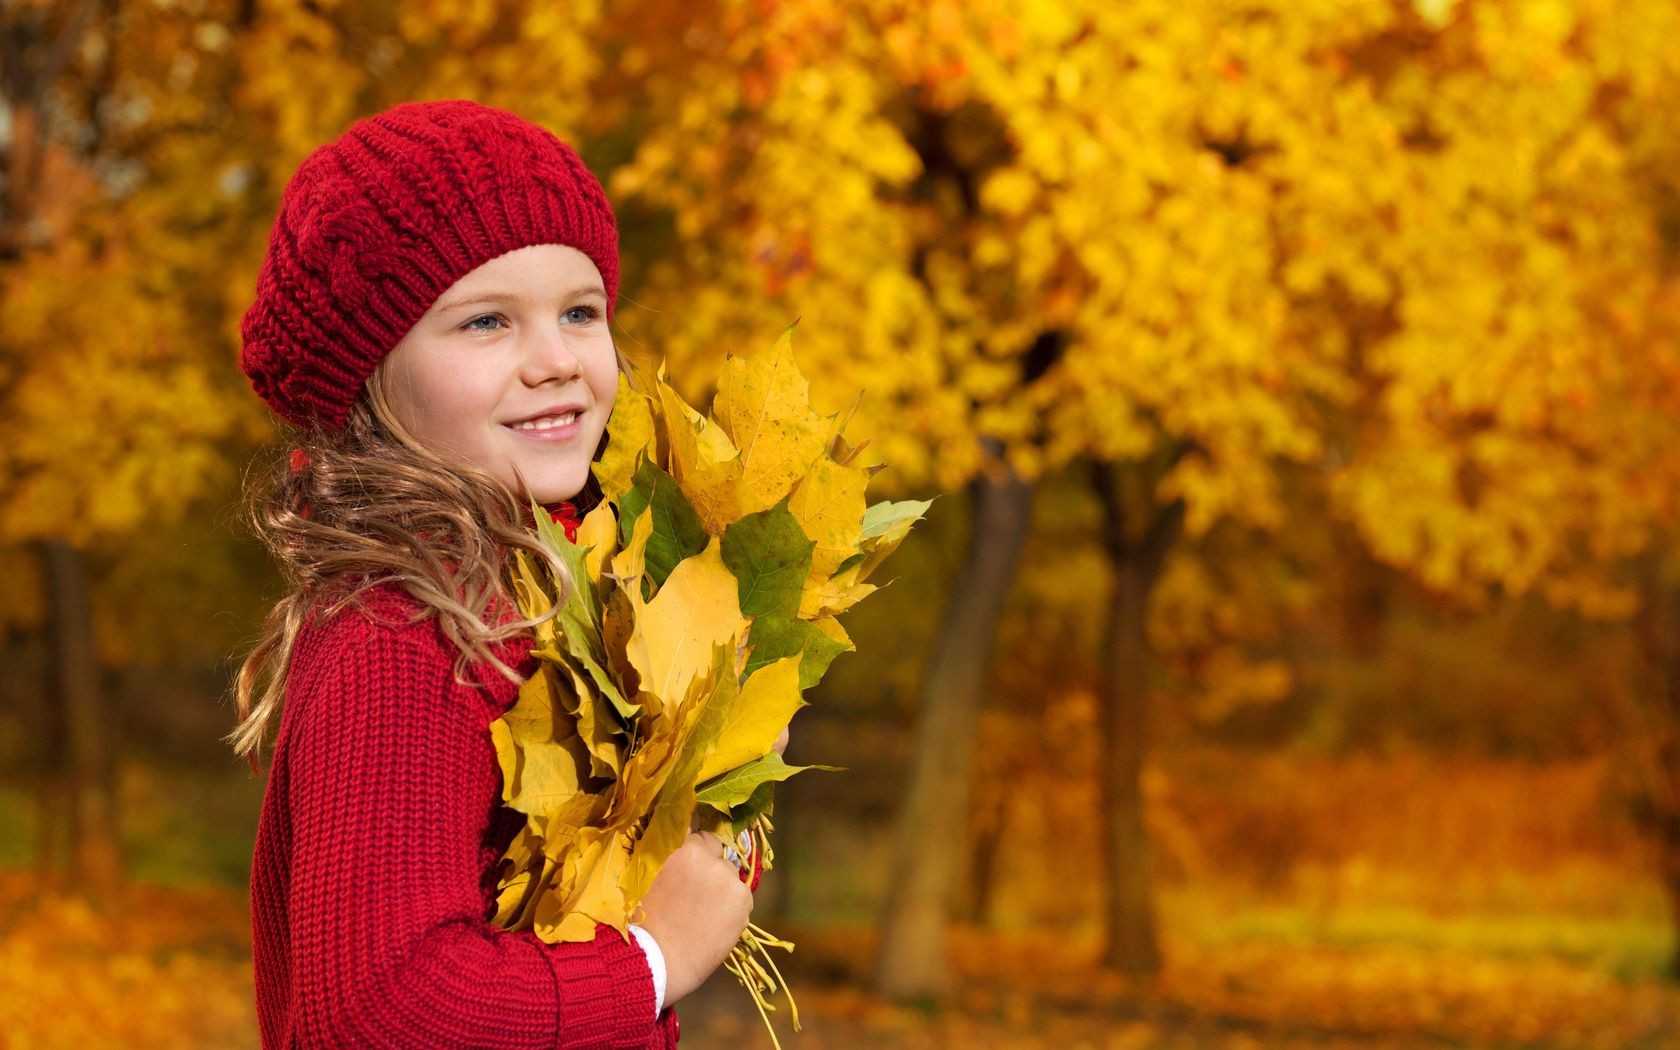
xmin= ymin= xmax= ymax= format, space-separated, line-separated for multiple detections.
xmin=5 ymin=0 xmax=1680 ymax=1046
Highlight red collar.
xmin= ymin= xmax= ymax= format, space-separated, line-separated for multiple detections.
xmin=542 ymin=500 xmax=581 ymax=542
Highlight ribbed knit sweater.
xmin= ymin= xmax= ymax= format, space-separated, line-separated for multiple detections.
xmin=248 ymin=568 xmax=753 ymax=1047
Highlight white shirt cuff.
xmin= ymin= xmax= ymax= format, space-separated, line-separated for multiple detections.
xmin=627 ymin=923 xmax=667 ymax=1016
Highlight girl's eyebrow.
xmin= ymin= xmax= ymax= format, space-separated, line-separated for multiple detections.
xmin=435 ymin=285 xmax=607 ymax=313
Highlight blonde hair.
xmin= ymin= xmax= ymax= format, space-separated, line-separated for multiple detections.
xmin=224 ymin=347 xmax=628 ymax=774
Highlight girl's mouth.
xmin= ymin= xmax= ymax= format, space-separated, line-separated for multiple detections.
xmin=505 ymin=411 xmax=581 ymax=441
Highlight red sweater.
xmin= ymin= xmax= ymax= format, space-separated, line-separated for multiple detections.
xmin=249 ymin=578 xmax=690 ymax=1047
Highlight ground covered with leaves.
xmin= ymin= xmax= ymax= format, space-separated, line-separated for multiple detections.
xmin=1 ymin=870 xmax=1674 ymax=1049
xmin=1 ymin=748 xmax=1673 ymax=1048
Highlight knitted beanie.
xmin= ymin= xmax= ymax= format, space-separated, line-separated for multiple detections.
xmin=239 ymin=99 xmax=620 ymax=433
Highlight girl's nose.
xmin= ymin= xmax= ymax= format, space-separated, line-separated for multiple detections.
xmin=519 ymin=324 xmax=585 ymax=385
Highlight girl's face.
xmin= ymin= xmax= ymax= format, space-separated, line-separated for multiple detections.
xmin=379 ymin=244 xmax=618 ymax=505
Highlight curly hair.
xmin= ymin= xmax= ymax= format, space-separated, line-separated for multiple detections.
xmin=223 ymin=347 xmax=628 ymax=774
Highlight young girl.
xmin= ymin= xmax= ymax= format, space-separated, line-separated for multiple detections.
xmin=226 ymin=98 xmax=770 ymax=1048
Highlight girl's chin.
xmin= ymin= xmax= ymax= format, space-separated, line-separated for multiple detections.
xmin=526 ymin=479 xmax=588 ymax=506
xmin=495 ymin=461 xmax=587 ymax=506
xmin=495 ymin=430 xmax=602 ymax=504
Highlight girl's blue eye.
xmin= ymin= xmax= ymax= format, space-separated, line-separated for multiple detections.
xmin=460 ymin=305 xmax=601 ymax=332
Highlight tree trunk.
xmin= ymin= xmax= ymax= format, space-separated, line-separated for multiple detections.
xmin=0 ymin=97 xmax=45 ymax=262
xmin=1629 ymin=548 xmax=1680 ymax=978
xmin=42 ymin=538 xmax=125 ymax=898
xmin=1091 ymin=461 xmax=1185 ymax=976
xmin=32 ymin=663 xmax=68 ymax=888
xmin=964 ymin=799 xmax=1006 ymax=926
xmin=873 ymin=447 xmax=1034 ymax=1001
xmin=21 ymin=623 xmax=70 ymax=889
xmin=1658 ymin=816 xmax=1680 ymax=981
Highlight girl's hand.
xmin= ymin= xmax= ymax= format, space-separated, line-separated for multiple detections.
xmin=643 ymin=725 xmax=789 ymax=1001
xmin=636 ymin=831 xmax=754 ymax=1006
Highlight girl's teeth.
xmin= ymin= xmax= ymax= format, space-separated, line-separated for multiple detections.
xmin=513 ymin=412 xmax=578 ymax=431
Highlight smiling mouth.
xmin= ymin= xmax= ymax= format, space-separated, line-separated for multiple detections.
xmin=507 ymin=411 xmax=580 ymax=432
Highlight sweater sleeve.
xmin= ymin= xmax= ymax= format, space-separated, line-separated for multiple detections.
xmin=626 ymin=924 xmax=666 ymax=1015
xmin=283 ymin=618 xmax=664 ymax=1048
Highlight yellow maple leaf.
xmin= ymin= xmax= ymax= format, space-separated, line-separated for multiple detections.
xmin=659 ymin=380 xmax=747 ymax=533
xmin=491 ymin=823 xmax=545 ymax=928
xmin=714 ymin=322 xmax=833 ymax=515
xmin=787 ymin=456 xmax=869 ymax=583
xmin=624 ymin=536 xmax=746 ymax=718
xmin=607 ymin=502 xmax=656 ymax=599
xmin=510 ymin=551 xmax=559 ymax=649
xmin=697 ymin=654 xmax=807 ymax=784
xmin=595 ymin=373 xmax=656 ymax=501
xmin=538 ymin=825 xmax=635 ymax=941
xmin=809 ymin=614 xmax=854 ymax=651
xmin=610 ymin=704 xmax=681 ymax=829
xmin=602 ymin=586 xmax=639 ymax=696
xmin=490 ymin=667 xmax=594 ymax=816
xmin=576 ymin=503 xmax=621 ymax=587
xmin=799 ymin=571 xmax=879 ymax=619
xmin=546 ymin=648 xmax=623 ymax=780
xmin=623 ymin=642 xmax=739 ymax=909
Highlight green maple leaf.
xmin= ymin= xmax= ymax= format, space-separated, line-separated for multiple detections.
xmin=722 ymin=494 xmax=814 ymax=619
xmin=620 ymin=457 xmax=709 ymax=593
xmin=694 ymin=752 xmax=845 ymax=809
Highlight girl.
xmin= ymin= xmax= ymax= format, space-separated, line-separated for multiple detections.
xmin=226 ymin=98 xmax=770 ymax=1048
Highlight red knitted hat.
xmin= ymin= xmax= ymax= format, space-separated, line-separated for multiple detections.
xmin=239 ymin=99 xmax=620 ymax=433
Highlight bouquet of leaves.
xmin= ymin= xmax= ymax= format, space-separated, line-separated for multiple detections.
xmin=488 ymin=321 xmax=927 ymax=1044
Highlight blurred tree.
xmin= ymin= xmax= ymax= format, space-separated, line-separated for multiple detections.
xmin=1630 ymin=547 xmax=1680 ymax=976
xmin=594 ymin=0 xmax=1680 ymax=993
xmin=0 ymin=0 xmax=620 ymax=889
xmin=1285 ymin=0 xmax=1680 ymax=971
xmin=3 ymin=0 xmax=136 ymax=898
xmin=594 ymin=0 xmax=1368 ymax=992
xmin=0 ymin=0 xmax=304 ymax=894
xmin=596 ymin=0 xmax=1051 ymax=997
xmin=0 ymin=0 xmax=366 ymax=887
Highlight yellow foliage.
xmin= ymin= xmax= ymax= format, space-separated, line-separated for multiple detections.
xmin=595 ymin=0 xmax=1680 ymax=610
xmin=10 ymin=0 xmax=1680 ymax=644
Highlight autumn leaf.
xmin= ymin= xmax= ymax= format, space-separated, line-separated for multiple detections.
xmin=788 ymin=455 xmax=869 ymax=585
xmin=624 ymin=536 xmax=746 ymax=718
xmin=728 ymin=778 xmax=779 ymax=836
xmin=595 ymin=373 xmax=656 ymax=501
xmin=695 ymin=751 xmax=845 ymax=810
xmin=799 ymin=561 xmax=879 ymax=619
xmin=490 ymin=666 xmax=595 ymax=817
xmin=539 ymin=824 xmax=635 ymax=941
xmin=606 ymin=499 xmax=651 ymax=589
xmin=722 ymin=495 xmax=816 ymax=619
xmin=696 ymin=654 xmax=809 ymax=783
xmin=576 ymin=503 xmax=621 ymax=588
xmin=623 ymin=640 xmax=741 ymax=909
xmin=714 ymin=319 xmax=832 ymax=514
xmin=543 ymin=646 xmax=624 ymax=781
xmin=745 ymin=613 xmax=853 ymax=688
xmin=660 ymin=377 xmax=747 ymax=533
xmin=619 ymin=457 xmax=709 ymax=591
